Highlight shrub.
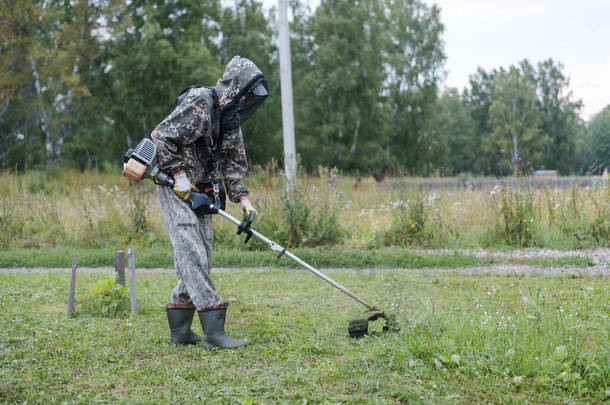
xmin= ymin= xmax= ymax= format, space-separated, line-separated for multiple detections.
xmin=247 ymin=195 xmax=286 ymax=250
xmin=0 ymin=192 xmax=22 ymax=248
xmin=383 ymin=193 xmax=430 ymax=246
xmin=81 ymin=276 xmax=130 ymax=317
xmin=130 ymin=182 xmax=149 ymax=236
xmin=256 ymin=165 xmax=344 ymax=248
xmin=492 ymin=185 xmax=539 ymax=247
xmin=572 ymin=186 xmax=610 ymax=247
xmin=282 ymin=184 xmax=311 ymax=248
xmin=303 ymin=166 xmax=344 ymax=246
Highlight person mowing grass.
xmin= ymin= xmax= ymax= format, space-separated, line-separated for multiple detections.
xmin=151 ymin=56 xmax=268 ymax=349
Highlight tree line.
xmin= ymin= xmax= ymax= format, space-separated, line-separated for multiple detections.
xmin=0 ymin=0 xmax=607 ymax=175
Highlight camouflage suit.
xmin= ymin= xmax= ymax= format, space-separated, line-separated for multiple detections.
xmin=152 ymin=56 xmax=263 ymax=310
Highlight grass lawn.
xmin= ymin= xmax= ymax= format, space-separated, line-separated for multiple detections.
xmin=1 ymin=270 xmax=608 ymax=404
xmin=0 ymin=247 xmax=597 ymax=269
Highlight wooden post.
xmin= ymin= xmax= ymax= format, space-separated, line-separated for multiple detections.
xmin=67 ymin=254 xmax=78 ymax=314
xmin=115 ymin=250 xmax=125 ymax=286
xmin=128 ymin=247 xmax=137 ymax=315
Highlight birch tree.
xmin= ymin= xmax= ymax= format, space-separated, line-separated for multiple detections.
xmin=0 ymin=0 xmax=124 ymax=169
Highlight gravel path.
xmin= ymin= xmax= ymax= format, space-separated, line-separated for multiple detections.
xmin=1 ymin=265 xmax=608 ymax=276
xmin=410 ymin=248 xmax=610 ymax=265
xmin=1 ymin=249 xmax=607 ymax=276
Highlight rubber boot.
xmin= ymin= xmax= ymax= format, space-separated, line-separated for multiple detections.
xmin=167 ymin=308 xmax=202 ymax=345
xmin=197 ymin=307 xmax=250 ymax=350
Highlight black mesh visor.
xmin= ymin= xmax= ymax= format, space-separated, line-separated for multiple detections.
xmin=236 ymin=80 xmax=268 ymax=124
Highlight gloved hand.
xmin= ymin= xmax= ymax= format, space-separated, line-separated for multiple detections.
xmin=240 ymin=197 xmax=258 ymax=222
xmin=173 ymin=171 xmax=198 ymax=201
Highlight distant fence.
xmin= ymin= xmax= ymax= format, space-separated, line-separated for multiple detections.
xmin=387 ymin=177 xmax=609 ymax=190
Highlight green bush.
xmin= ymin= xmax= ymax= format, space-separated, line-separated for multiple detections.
xmin=81 ymin=276 xmax=130 ymax=317
xmin=492 ymin=185 xmax=539 ymax=247
xmin=383 ymin=193 xmax=430 ymax=246
xmin=301 ymin=166 xmax=344 ymax=246
xmin=129 ymin=182 xmax=150 ymax=236
xmin=234 ymin=166 xmax=344 ymax=249
xmin=0 ymin=195 xmax=22 ymax=248
xmin=556 ymin=185 xmax=609 ymax=248
xmin=589 ymin=214 xmax=609 ymax=243
xmin=247 ymin=195 xmax=286 ymax=250
xmin=281 ymin=185 xmax=311 ymax=248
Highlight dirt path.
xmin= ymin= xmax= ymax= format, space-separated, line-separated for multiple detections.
xmin=410 ymin=248 xmax=609 ymax=265
xmin=1 ymin=249 xmax=607 ymax=276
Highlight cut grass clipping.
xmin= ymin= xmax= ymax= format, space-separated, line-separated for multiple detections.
xmin=1 ymin=271 xmax=608 ymax=403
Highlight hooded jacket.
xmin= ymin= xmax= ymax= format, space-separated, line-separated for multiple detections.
xmin=151 ymin=56 xmax=265 ymax=203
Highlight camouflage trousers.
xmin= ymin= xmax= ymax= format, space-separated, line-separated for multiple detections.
xmin=157 ymin=185 xmax=222 ymax=309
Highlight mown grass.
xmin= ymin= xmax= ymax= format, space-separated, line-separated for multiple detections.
xmin=0 ymin=169 xmax=607 ymax=251
xmin=1 ymin=271 xmax=608 ymax=403
xmin=0 ymin=247 xmax=596 ymax=269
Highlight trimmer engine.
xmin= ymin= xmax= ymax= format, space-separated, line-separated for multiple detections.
xmin=122 ymin=138 xmax=173 ymax=186
xmin=121 ymin=138 xmax=219 ymax=216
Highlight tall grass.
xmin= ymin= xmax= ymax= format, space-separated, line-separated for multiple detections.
xmin=0 ymin=168 xmax=607 ymax=250
xmin=0 ymin=170 xmax=164 ymax=249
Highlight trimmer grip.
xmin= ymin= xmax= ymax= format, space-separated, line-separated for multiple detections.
xmin=188 ymin=191 xmax=219 ymax=215
xmin=236 ymin=212 xmax=255 ymax=243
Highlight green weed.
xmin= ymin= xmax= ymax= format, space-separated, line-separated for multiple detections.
xmin=302 ymin=165 xmax=344 ymax=246
xmin=79 ymin=276 xmax=130 ymax=317
xmin=383 ymin=192 xmax=431 ymax=247
xmin=492 ymin=185 xmax=539 ymax=247
xmin=281 ymin=184 xmax=311 ymax=248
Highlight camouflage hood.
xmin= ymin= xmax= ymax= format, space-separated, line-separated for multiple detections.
xmin=215 ymin=56 xmax=268 ymax=131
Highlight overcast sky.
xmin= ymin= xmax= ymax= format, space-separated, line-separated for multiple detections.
xmin=261 ymin=0 xmax=609 ymax=119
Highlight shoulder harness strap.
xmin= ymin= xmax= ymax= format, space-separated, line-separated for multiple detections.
xmin=169 ymin=85 xmax=202 ymax=115
xmin=169 ymin=86 xmax=223 ymax=180
xmin=206 ymin=86 xmax=223 ymax=177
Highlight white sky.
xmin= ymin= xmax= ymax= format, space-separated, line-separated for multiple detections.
xmin=262 ymin=0 xmax=609 ymax=120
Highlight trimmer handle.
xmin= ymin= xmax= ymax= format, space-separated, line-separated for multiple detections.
xmin=236 ymin=212 xmax=255 ymax=243
xmin=188 ymin=191 xmax=219 ymax=215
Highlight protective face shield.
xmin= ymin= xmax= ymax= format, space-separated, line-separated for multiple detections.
xmin=220 ymin=76 xmax=268 ymax=132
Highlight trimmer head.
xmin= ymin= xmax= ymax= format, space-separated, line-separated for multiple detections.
xmin=348 ymin=310 xmax=400 ymax=338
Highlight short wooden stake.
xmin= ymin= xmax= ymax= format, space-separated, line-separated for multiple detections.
xmin=128 ymin=247 xmax=138 ymax=315
xmin=115 ymin=250 xmax=125 ymax=286
xmin=67 ymin=254 xmax=78 ymax=314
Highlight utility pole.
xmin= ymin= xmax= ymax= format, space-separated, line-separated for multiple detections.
xmin=278 ymin=0 xmax=297 ymax=186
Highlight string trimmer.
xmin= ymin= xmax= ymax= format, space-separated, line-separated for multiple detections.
xmin=122 ymin=138 xmax=400 ymax=337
